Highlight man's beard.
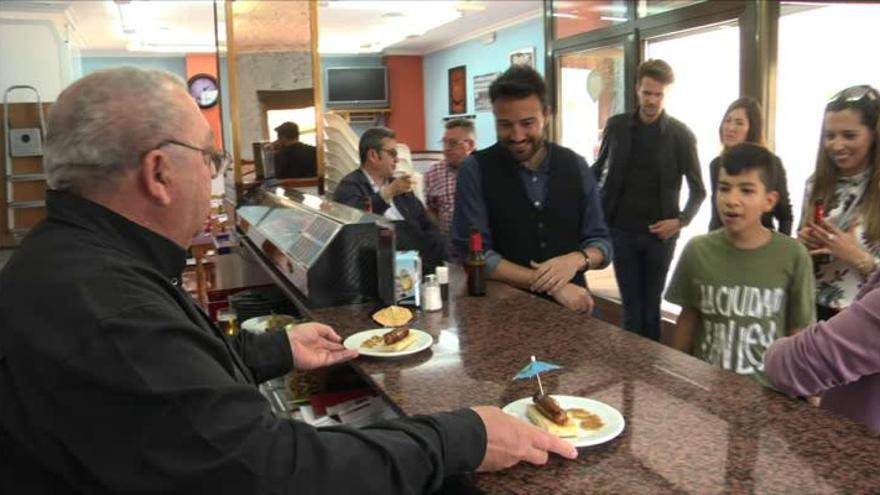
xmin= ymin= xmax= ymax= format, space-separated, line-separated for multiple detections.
xmin=503 ymin=136 xmax=542 ymax=163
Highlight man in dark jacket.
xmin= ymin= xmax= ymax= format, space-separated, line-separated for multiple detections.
xmin=592 ymin=59 xmax=705 ymax=341
xmin=333 ymin=127 xmax=448 ymax=271
xmin=0 ymin=67 xmax=576 ymax=494
xmin=272 ymin=121 xmax=317 ymax=178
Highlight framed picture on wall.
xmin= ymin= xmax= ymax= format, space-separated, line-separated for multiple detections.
xmin=448 ymin=65 xmax=467 ymax=115
xmin=509 ymin=47 xmax=535 ymax=68
xmin=474 ymin=72 xmax=500 ymax=113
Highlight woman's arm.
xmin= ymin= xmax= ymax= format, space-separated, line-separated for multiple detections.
xmin=765 ymin=284 xmax=880 ymax=396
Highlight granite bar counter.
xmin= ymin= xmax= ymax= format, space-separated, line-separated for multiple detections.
xmin=308 ymin=269 xmax=880 ymax=494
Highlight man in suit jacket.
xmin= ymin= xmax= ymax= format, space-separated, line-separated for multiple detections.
xmin=333 ymin=127 xmax=448 ymax=271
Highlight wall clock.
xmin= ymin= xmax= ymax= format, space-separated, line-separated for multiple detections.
xmin=187 ymin=73 xmax=219 ymax=109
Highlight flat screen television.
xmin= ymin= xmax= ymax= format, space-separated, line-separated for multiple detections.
xmin=326 ymin=66 xmax=388 ymax=108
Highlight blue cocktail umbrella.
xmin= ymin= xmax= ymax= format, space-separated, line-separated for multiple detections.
xmin=513 ymin=355 xmax=562 ymax=395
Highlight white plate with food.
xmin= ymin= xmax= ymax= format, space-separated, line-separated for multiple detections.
xmin=343 ymin=328 xmax=432 ymax=357
xmin=241 ymin=314 xmax=297 ymax=334
xmin=503 ymin=394 xmax=625 ymax=447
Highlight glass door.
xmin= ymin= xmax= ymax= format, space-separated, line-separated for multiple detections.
xmin=644 ymin=21 xmax=740 ymax=312
xmin=556 ymin=44 xmax=625 ymax=163
xmin=776 ymin=2 xmax=880 ymax=227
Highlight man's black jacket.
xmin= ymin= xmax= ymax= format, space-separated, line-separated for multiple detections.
xmin=591 ymin=110 xmax=706 ymax=227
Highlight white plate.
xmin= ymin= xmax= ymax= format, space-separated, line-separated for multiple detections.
xmin=502 ymin=395 xmax=625 ymax=448
xmin=241 ymin=315 xmax=296 ymax=334
xmin=343 ymin=328 xmax=433 ymax=357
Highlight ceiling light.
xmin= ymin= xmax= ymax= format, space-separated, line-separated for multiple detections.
xmin=320 ymin=1 xmax=462 ymax=54
xmin=455 ymin=1 xmax=486 ymax=12
xmin=599 ymin=16 xmax=628 ymax=22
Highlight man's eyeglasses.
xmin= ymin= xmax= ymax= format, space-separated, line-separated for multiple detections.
xmin=381 ymin=147 xmax=398 ymax=159
xmin=440 ymin=138 xmax=472 ymax=149
xmin=153 ymin=139 xmax=231 ymax=179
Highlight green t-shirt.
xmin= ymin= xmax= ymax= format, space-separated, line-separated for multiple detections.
xmin=665 ymin=230 xmax=816 ymax=386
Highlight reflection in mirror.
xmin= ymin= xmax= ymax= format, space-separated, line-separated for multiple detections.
xmin=224 ymin=0 xmax=319 ymax=191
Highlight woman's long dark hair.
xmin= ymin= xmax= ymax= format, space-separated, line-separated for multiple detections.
xmin=807 ymin=85 xmax=880 ymax=241
xmin=718 ymin=96 xmax=764 ymax=148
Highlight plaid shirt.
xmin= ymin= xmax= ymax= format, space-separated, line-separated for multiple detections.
xmin=423 ymin=160 xmax=458 ymax=236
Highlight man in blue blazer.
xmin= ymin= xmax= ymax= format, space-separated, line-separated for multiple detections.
xmin=333 ymin=127 xmax=448 ymax=271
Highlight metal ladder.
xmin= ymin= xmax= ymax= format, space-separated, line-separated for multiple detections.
xmin=3 ymin=85 xmax=47 ymax=240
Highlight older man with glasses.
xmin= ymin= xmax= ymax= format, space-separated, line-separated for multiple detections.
xmin=0 ymin=68 xmax=578 ymax=493
xmin=424 ymin=119 xmax=476 ymax=239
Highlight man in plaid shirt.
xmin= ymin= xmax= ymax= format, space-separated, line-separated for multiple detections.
xmin=424 ymin=119 xmax=476 ymax=238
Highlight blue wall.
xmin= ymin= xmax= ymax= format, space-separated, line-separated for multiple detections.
xmin=423 ymin=18 xmax=544 ymax=149
xmin=80 ymin=56 xmax=187 ymax=79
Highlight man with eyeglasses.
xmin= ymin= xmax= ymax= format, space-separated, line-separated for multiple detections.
xmin=334 ymin=126 xmax=448 ymax=271
xmin=0 ymin=70 xmax=578 ymax=492
xmin=424 ymin=119 xmax=476 ymax=240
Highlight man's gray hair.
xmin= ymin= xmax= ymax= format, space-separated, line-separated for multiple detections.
xmin=358 ymin=127 xmax=395 ymax=164
xmin=45 ymin=66 xmax=189 ymax=193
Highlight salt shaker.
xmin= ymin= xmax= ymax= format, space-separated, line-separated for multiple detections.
xmin=422 ymin=274 xmax=443 ymax=312
xmin=435 ymin=266 xmax=449 ymax=301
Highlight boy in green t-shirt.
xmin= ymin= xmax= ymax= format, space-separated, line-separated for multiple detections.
xmin=664 ymin=143 xmax=815 ymax=386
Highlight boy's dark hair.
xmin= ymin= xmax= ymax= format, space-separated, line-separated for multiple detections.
xmin=444 ymin=118 xmax=475 ymax=132
xmin=489 ymin=65 xmax=547 ymax=109
xmin=719 ymin=142 xmax=777 ymax=191
xmin=636 ymin=59 xmax=675 ymax=85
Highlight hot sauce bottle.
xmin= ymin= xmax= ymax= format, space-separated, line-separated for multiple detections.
xmin=466 ymin=228 xmax=487 ymax=297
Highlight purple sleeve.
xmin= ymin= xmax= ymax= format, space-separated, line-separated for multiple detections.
xmin=765 ymin=284 xmax=880 ymax=396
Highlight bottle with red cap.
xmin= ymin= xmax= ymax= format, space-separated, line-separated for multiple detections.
xmin=813 ymin=201 xmax=831 ymax=265
xmin=466 ymin=227 xmax=487 ymax=296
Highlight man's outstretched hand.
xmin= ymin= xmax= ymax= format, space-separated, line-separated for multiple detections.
xmin=472 ymin=406 xmax=578 ymax=472
xmin=287 ymin=323 xmax=359 ymax=370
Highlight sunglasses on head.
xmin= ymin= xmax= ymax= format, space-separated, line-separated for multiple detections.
xmin=829 ymin=85 xmax=880 ymax=104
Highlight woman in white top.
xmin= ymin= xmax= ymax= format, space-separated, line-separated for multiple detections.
xmin=798 ymin=85 xmax=880 ymax=320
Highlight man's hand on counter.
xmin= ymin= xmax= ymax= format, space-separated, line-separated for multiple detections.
xmin=287 ymin=323 xmax=359 ymax=371
xmin=471 ymin=406 xmax=578 ymax=472
xmin=529 ymin=253 xmax=585 ymax=294
xmin=550 ymin=284 xmax=594 ymax=314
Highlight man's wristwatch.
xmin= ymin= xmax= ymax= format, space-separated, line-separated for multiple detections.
xmin=579 ymin=250 xmax=592 ymax=271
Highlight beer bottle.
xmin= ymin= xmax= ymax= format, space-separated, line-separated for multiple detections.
xmin=466 ymin=228 xmax=487 ymax=296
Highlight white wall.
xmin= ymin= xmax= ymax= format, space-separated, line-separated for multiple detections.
xmin=0 ymin=13 xmax=80 ymax=103
xmin=235 ymin=51 xmax=313 ymax=160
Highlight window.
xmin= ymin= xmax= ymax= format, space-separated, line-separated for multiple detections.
xmin=645 ymin=21 xmax=740 ymax=312
xmin=557 ymin=45 xmax=625 ymax=162
xmin=267 ymin=108 xmax=317 ymax=146
xmin=552 ymin=1 xmax=629 ymax=40
xmin=637 ymin=0 xmax=704 ymax=18
xmin=776 ymin=2 xmax=880 ymax=228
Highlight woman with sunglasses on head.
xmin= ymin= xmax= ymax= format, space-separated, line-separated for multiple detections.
xmin=708 ymin=97 xmax=794 ymax=234
xmin=798 ymin=85 xmax=880 ymax=321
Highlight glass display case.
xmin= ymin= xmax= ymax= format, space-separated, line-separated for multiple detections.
xmin=236 ymin=185 xmax=394 ymax=308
